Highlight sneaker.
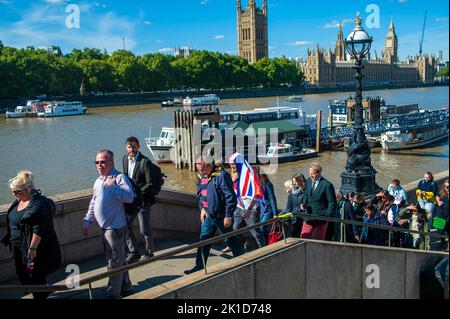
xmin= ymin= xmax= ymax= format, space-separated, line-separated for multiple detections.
xmin=221 ymin=246 xmax=231 ymax=253
xmin=141 ymin=253 xmax=154 ymax=260
xmin=126 ymin=251 xmax=141 ymax=264
xmin=183 ymin=266 xmax=204 ymax=275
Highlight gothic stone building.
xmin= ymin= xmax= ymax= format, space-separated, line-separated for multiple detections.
xmin=302 ymin=19 xmax=435 ymax=87
xmin=237 ymin=0 xmax=268 ymax=64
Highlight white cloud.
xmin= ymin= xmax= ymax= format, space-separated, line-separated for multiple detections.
xmin=144 ymin=20 xmax=152 ymax=25
xmin=1 ymin=3 xmax=138 ymax=54
xmin=321 ymin=18 xmax=353 ymax=29
xmin=156 ymin=40 xmax=164 ymax=44
xmin=289 ymin=41 xmax=311 ymax=46
xmin=214 ymin=35 xmax=224 ymax=40
xmin=200 ymin=0 xmax=210 ymax=4
xmin=159 ymin=48 xmax=173 ymax=53
xmin=435 ymin=17 xmax=448 ymax=22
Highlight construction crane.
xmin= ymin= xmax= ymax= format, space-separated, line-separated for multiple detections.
xmin=419 ymin=10 xmax=427 ymax=56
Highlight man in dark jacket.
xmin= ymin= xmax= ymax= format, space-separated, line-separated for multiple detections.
xmin=123 ymin=137 xmax=156 ymax=263
xmin=184 ymin=157 xmax=242 ymax=275
xmin=301 ymin=163 xmax=336 ymax=240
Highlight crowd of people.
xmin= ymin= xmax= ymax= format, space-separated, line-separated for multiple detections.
xmin=2 ymin=143 xmax=449 ymax=299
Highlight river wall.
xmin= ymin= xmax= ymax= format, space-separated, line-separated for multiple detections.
xmin=1 ymin=82 xmax=447 ymax=112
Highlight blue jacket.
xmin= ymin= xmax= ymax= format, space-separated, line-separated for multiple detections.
xmin=263 ymin=180 xmax=278 ymax=217
xmin=360 ymin=212 xmax=388 ymax=245
xmin=197 ymin=166 xmax=237 ymax=220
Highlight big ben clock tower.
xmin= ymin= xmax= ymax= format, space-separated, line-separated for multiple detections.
xmin=384 ymin=17 xmax=398 ymax=63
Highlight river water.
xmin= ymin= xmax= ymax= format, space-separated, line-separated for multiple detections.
xmin=0 ymin=86 xmax=448 ymax=206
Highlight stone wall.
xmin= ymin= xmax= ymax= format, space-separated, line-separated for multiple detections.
xmin=132 ymin=238 xmax=447 ymax=299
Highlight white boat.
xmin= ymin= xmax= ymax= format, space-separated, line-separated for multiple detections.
xmin=183 ymin=94 xmax=220 ymax=107
xmin=5 ymin=100 xmax=42 ymax=118
xmin=161 ymin=97 xmax=183 ymax=107
xmin=145 ymin=127 xmax=176 ymax=163
xmin=258 ymin=143 xmax=318 ymax=164
xmin=285 ymin=95 xmax=304 ymax=103
xmin=380 ymin=125 xmax=449 ymax=151
xmin=38 ymin=101 xmax=87 ymax=117
xmin=221 ymin=106 xmax=317 ymax=130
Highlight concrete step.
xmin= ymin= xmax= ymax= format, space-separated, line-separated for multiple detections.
xmin=19 ymin=239 xmax=235 ymax=299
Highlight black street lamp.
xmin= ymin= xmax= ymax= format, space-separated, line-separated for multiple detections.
xmin=340 ymin=13 xmax=380 ymax=196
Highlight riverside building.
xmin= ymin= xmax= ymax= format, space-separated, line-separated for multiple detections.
xmin=301 ymin=19 xmax=436 ymax=87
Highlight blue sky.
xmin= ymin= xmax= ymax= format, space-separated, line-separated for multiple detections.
xmin=0 ymin=0 xmax=448 ymax=60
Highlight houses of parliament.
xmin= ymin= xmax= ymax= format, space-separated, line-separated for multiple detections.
xmin=236 ymin=1 xmax=435 ymax=86
xmin=301 ymin=18 xmax=436 ymax=86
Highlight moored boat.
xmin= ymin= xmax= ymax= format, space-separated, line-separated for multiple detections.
xmin=5 ymin=100 xmax=43 ymax=118
xmin=38 ymin=101 xmax=87 ymax=117
xmin=284 ymin=95 xmax=304 ymax=103
xmin=145 ymin=127 xmax=176 ymax=163
xmin=161 ymin=97 xmax=183 ymax=107
xmin=257 ymin=143 xmax=318 ymax=164
xmin=380 ymin=125 xmax=449 ymax=151
xmin=183 ymin=94 xmax=220 ymax=107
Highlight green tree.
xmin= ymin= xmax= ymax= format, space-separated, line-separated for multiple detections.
xmin=108 ymin=50 xmax=147 ymax=92
xmin=140 ymin=53 xmax=173 ymax=92
xmin=436 ymin=66 xmax=448 ymax=77
xmin=77 ymin=58 xmax=115 ymax=93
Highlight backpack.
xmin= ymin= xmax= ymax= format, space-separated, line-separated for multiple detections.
xmin=123 ymin=175 xmax=143 ymax=215
xmin=149 ymin=160 xmax=166 ymax=196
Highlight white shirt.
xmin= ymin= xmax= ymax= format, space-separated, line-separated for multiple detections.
xmin=127 ymin=152 xmax=140 ymax=178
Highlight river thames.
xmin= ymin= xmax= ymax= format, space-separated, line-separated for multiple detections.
xmin=0 ymin=86 xmax=448 ymax=206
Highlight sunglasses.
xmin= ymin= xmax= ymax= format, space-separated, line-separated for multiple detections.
xmin=12 ymin=189 xmax=25 ymax=195
xmin=95 ymin=160 xmax=110 ymax=165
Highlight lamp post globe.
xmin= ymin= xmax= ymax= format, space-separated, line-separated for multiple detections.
xmin=340 ymin=13 xmax=380 ymax=197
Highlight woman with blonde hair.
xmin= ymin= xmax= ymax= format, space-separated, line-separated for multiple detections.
xmin=1 ymin=171 xmax=61 ymax=299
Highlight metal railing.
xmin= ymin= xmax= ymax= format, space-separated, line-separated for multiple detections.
xmin=319 ymin=108 xmax=449 ymax=139
xmin=0 ymin=211 xmax=447 ymax=298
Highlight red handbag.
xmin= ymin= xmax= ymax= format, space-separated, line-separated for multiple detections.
xmin=268 ymin=222 xmax=283 ymax=244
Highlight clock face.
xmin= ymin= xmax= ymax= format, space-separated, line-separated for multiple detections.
xmin=387 ymin=39 xmax=392 ymax=48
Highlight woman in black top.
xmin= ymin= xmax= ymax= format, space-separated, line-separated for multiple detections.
xmin=282 ymin=173 xmax=307 ymax=238
xmin=1 ymin=171 xmax=61 ymax=299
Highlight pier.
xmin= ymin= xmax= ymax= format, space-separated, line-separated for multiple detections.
xmin=320 ymin=108 xmax=449 ymax=140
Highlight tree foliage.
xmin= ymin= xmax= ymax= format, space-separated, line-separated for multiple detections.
xmin=0 ymin=46 xmax=305 ymax=99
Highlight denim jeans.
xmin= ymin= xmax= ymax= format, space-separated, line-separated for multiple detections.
xmin=195 ymin=216 xmax=243 ymax=268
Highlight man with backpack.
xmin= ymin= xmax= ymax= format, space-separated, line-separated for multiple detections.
xmin=82 ymin=150 xmax=134 ymax=299
xmin=123 ymin=136 xmax=163 ymax=263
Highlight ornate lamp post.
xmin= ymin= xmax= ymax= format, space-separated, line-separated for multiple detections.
xmin=340 ymin=13 xmax=380 ymax=196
